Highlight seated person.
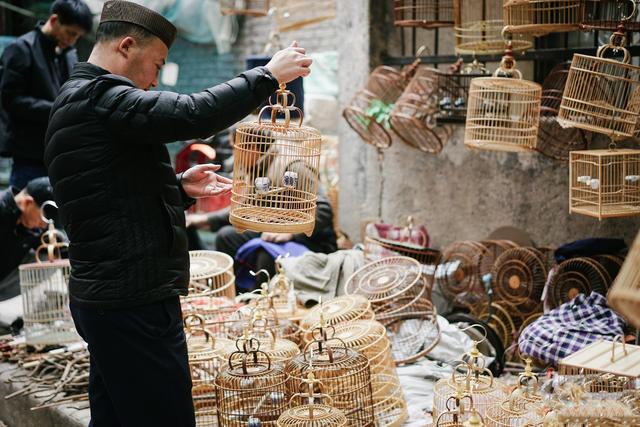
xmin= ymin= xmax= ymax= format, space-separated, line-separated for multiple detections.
xmin=0 ymin=177 xmax=56 ymax=300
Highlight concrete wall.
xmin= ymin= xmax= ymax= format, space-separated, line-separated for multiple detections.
xmin=337 ymin=0 xmax=640 ymax=248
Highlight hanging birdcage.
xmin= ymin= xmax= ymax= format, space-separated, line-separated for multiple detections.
xmin=569 ymin=148 xmax=640 ymax=219
xmin=215 ymin=337 xmax=290 ymax=427
xmin=394 ymin=0 xmax=455 ymax=28
xmin=390 ymin=65 xmax=450 ymax=154
xmin=609 ymin=231 xmax=640 ymax=328
xmin=436 ymin=59 xmax=491 ymax=122
xmin=546 ymin=257 xmax=610 ymax=309
xmin=273 ymin=0 xmax=335 ymax=32
xmin=558 ymin=26 xmax=640 ymax=141
xmin=277 ymin=373 xmax=348 ymax=427
xmin=464 ymin=45 xmax=542 ymax=152
xmin=220 ymin=0 xmax=270 ymax=16
xmin=286 ymin=324 xmax=375 ymax=427
xmin=230 ymin=84 xmax=322 ymax=237
xmin=581 ymin=0 xmax=640 ymax=31
xmin=188 ymin=251 xmax=236 ymax=300
xmin=503 ymin=0 xmax=583 ymax=36
xmin=454 ymin=0 xmax=532 ymax=55
xmin=332 ymin=321 xmax=408 ymax=427
xmin=536 ymin=116 xmax=590 ymax=161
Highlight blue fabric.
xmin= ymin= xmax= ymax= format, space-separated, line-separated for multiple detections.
xmin=235 ymin=238 xmax=309 ymax=291
xmin=554 ymin=238 xmax=626 ymax=263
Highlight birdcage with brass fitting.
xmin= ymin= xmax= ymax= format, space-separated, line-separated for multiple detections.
xmin=569 ymin=148 xmax=640 ymax=220
xmin=332 ymin=320 xmax=408 ymax=427
xmin=433 ymin=329 xmax=508 ymax=419
xmin=394 ymin=0 xmax=455 ymax=28
xmin=215 ymin=336 xmax=290 ymax=427
xmin=230 ymin=83 xmax=321 ymax=237
xmin=435 ymin=58 xmax=491 ymax=122
xmin=273 ymin=0 xmax=335 ymax=32
xmin=181 ymin=296 xmax=242 ymax=339
xmin=277 ymin=372 xmax=348 ymax=427
xmin=286 ymin=322 xmax=375 ymax=427
xmin=300 ymin=295 xmax=376 ymax=344
xmin=19 ymin=202 xmax=78 ymax=345
xmin=267 ymin=256 xmax=301 ymax=320
xmin=609 ymin=230 xmax=640 ymax=328
xmin=187 ymin=250 xmax=236 ymax=300
xmin=464 ymin=43 xmax=542 ymax=152
xmin=454 ymin=0 xmax=532 ymax=55
xmin=433 ymin=384 xmax=478 ymax=427
xmin=558 ymin=20 xmax=640 ymax=141
xmin=581 ymin=0 xmax=640 ymax=31
xmin=220 ymin=0 xmax=270 ymax=16
xmin=503 ymin=0 xmax=583 ymax=36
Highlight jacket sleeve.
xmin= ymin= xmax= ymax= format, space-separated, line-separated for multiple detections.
xmin=91 ymin=67 xmax=279 ymax=144
xmin=0 ymin=42 xmax=53 ymax=123
xmin=176 ymin=172 xmax=196 ymax=210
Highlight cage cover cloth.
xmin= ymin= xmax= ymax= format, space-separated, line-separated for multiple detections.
xmin=518 ymin=292 xmax=626 ymax=365
xmin=554 ymin=238 xmax=627 ymax=263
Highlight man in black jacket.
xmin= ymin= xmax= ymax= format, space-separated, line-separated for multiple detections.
xmin=0 ymin=0 xmax=92 ymax=189
xmin=44 ymin=1 xmax=311 ymax=425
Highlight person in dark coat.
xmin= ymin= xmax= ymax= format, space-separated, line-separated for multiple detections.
xmin=0 ymin=177 xmax=56 ymax=301
xmin=0 ymin=0 xmax=92 ymax=189
xmin=44 ymin=1 xmax=311 ymax=425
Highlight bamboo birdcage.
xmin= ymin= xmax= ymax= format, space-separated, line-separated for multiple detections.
xmin=286 ymin=324 xmax=375 ymax=427
xmin=188 ymin=251 xmax=236 ymax=300
xmin=581 ymin=0 xmax=640 ymax=31
xmin=541 ymin=61 xmax=572 ymax=116
xmin=437 ymin=241 xmax=486 ymax=302
xmin=364 ymin=236 xmax=442 ymax=267
xmin=300 ymin=295 xmax=376 ymax=343
xmin=277 ymin=373 xmax=348 ymax=427
xmin=464 ymin=45 xmax=542 ymax=152
xmin=394 ymin=0 xmax=455 ymax=28
xmin=332 ymin=321 xmax=408 ymax=427
xmin=609 ymin=230 xmax=640 ymax=328
xmin=503 ymin=0 xmax=583 ymax=36
xmin=436 ymin=59 xmax=491 ymax=121
xmin=454 ymin=0 xmax=532 ymax=55
xmin=220 ymin=0 xmax=270 ymax=16
xmin=182 ymin=296 xmax=241 ymax=338
xmin=268 ymin=258 xmax=298 ymax=320
xmin=273 ymin=0 xmax=335 ymax=33
xmin=558 ymin=337 xmax=640 ymax=382
xmin=477 ymin=240 xmax=519 ymax=283
xmin=230 ymin=84 xmax=322 ymax=237
xmin=476 ymin=303 xmax=518 ymax=351
xmin=569 ymin=148 xmax=640 ymax=219
xmin=436 ymin=408 xmax=486 ymax=427
xmin=558 ymin=25 xmax=640 ymax=141
xmin=546 ymin=257 xmax=610 ymax=309
xmin=390 ymin=65 xmax=451 ymax=154
xmin=215 ymin=337 xmax=290 ymax=427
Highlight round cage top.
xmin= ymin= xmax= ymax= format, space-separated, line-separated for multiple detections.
xmin=331 ymin=320 xmax=387 ymax=349
xmin=218 ymin=338 xmax=288 ymax=382
xmin=289 ymin=344 xmax=370 ymax=375
xmin=344 ymin=256 xmax=423 ymax=303
xmin=278 ymin=404 xmax=348 ymax=426
xmin=189 ymin=250 xmax=233 ymax=280
xmin=300 ymin=295 xmax=374 ymax=331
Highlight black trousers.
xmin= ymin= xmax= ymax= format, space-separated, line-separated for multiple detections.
xmin=70 ymin=297 xmax=195 ymax=427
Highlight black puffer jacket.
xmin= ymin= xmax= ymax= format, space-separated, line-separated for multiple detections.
xmin=44 ymin=62 xmax=278 ymax=309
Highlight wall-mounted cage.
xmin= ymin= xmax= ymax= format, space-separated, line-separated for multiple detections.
xmin=220 ymin=0 xmax=270 ymax=16
xmin=608 ymin=230 xmax=640 ymax=328
xmin=454 ymin=0 xmax=532 ymax=55
xmin=558 ymin=39 xmax=640 ymax=141
xmin=188 ymin=251 xmax=236 ymax=300
xmin=464 ymin=52 xmax=542 ymax=152
xmin=545 ymin=257 xmax=610 ymax=309
xmin=581 ymin=0 xmax=640 ymax=31
xmin=390 ymin=66 xmax=449 ymax=154
xmin=394 ymin=0 xmax=455 ymax=28
xmin=332 ymin=321 xmax=408 ymax=427
xmin=436 ymin=60 xmax=491 ymax=122
xmin=215 ymin=338 xmax=290 ymax=427
xmin=569 ymin=149 xmax=640 ymax=219
xmin=503 ymin=0 xmax=584 ymax=36
xmin=230 ymin=85 xmax=322 ymax=237
xmin=273 ymin=0 xmax=336 ymax=32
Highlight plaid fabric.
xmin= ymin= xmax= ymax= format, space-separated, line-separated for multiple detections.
xmin=519 ymin=292 xmax=626 ymax=365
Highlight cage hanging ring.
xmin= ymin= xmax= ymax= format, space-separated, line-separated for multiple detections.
xmin=40 ymin=200 xmax=58 ymax=224
xmin=597 ymin=44 xmax=631 ymax=63
xmin=620 ymin=0 xmax=638 ymax=22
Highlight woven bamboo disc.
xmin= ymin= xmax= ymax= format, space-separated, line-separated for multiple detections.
xmin=394 ymin=0 xmax=455 ymax=28
xmin=581 ymin=0 xmax=640 ymax=31
xmin=439 ymin=241 xmax=486 ymax=300
xmin=273 ymin=0 xmax=335 ymax=32
xmin=546 ymin=257 xmax=610 ymax=309
xmin=536 ymin=116 xmax=590 ymax=161
xmin=558 ymin=27 xmax=640 ymax=141
xmin=503 ymin=0 xmax=583 ymax=36
xmin=477 ymin=240 xmax=519 ymax=281
xmin=491 ymin=248 xmax=547 ymax=313
xmin=188 ymin=251 xmax=236 ymax=300
xmin=277 ymin=404 xmax=348 ymax=427
xmin=300 ymin=295 xmax=375 ymax=339
xmin=608 ymin=230 xmax=640 ymax=328
xmin=220 ymin=0 xmax=269 ymax=16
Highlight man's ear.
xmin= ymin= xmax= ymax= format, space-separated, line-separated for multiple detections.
xmin=116 ymin=37 xmax=136 ymax=58
xmin=49 ymin=14 xmax=59 ymax=26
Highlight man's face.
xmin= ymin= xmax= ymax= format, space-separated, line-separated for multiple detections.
xmin=50 ymin=15 xmax=86 ymax=49
xmin=124 ymin=37 xmax=168 ymax=91
xmin=20 ymin=199 xmax=47 ymax=230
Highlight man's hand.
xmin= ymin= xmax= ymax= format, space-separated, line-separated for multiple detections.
xmin=185 ymin=213 xmax=210 ymax=229
xmin=261 ymin=232 xmax=294 ymax=243
xmin=265 ymin=41 xmax=312 ymax=84
xmin=181 ymin=164 xmax=232 ymax=198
